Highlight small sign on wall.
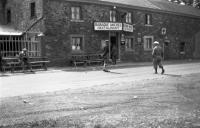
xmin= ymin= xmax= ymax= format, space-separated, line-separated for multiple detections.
xmin=137 ymin=37 xmax=142 ymax=43
xmin=123 ymin=23 xmax=134 ymax=32
xmin=161 ymin=28 xmax=167 ymax=35
xmin=121 ymin=34 xmax=125 ymax=45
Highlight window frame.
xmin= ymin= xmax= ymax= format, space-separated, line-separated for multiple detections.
xmin=71 ymin=6 xmax=82 ymax=21
xmin=70 ymin=35 xmax=85 ymax=52
xmin=125 ymin=12 xmax=132 ymax=24
xmin=6 ymin=9 xmax=11 ymax=24
xmin=30 ymin=2 xmax=36 ymax=19
xmin=143 ymin=36 xmax=154 ymax=51
xmin=125 ymin=36 xmax=135 ymax=51
xmin=145 ymin=14 xmax=152 ymax=26
xmin=110 ymin=10 xmax=116 ymax=22
xmin=179 ymin=42 xmax=186 ymax=54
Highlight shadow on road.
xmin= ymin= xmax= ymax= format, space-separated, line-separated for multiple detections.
xmin=103 ymin=71 xmax=123 ymax=74
xmin=163 ymin=73 xmax=182 ymax=77
xmin=0 ymin=74 xmax=9 ymax=77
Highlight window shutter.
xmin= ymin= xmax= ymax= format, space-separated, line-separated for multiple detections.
xmin=71 ymin=7 xmax=75 ymax=19
xmin=79 ymin=7 xmax=82 ymax=20
xmin=131 ymin=12 xmax=134 ymax=24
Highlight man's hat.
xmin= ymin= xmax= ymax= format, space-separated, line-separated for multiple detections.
xmin=22 ymin=48 xmax=27 ymax=51
xmin=153 ymin=41 xmax=159 ymax=45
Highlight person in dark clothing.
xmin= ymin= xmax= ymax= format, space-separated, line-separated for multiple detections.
xmin=0 ymin=52 xmax=2 ymax=72
xmin=19 ymin=48 xmax=33 ymax=72
xmin=152 ymin=41 xmax=165 ymax=74
xmin=102 ymin=40 xmax=109 ymax=72
xmin=111 ymin=45 xmax=117 ymax=65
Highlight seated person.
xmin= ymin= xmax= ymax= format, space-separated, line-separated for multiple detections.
xmin=19 ymin=48 xmax=33 ymax=72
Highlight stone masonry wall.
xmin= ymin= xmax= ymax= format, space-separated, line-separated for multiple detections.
xmin=43 ymin=0 xmax=200 ymax=65
xmin=121 ymin=10 xmax=200 ymax=61
xmin=0 ymin=1 xmax=3 ymax=24
xmin=3 ymin=0 xmax=44 ymax=32
xmin=43 ymin=0 xmax=113 ymax=65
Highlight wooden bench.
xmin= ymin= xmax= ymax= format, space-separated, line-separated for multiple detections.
xmin=87 ymin=54 xmax=103 ymax=65
xmin=70 ymin=54 xmax=88 ymax=67
xmin=29 ymin=57 xmax=50 ymax=71
xmin=70 ymin=54 xmax=103 ymax=67
xmin=2 ymin=56 xmax=50 ymax=72
xmin=2 ymin=57 xmax=21 ymax=72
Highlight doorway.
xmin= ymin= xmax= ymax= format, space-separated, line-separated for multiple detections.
xmin=164 ymin=41 xmax=170 ymax=60
xmin=110 ymin=36 xmax=119 ymax=60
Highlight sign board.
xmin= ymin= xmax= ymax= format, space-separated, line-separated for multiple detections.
xmin=94 ymin=22 xmax=122 ymax=31
xmin=123 ymin=23 xmax=133 ymax=32
xmin=161 ymin=28 xmax=167 ymax=35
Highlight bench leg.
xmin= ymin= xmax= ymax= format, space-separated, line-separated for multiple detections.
xmin=43 ymin=63 xmax=47 ymax=71
xmin=1 ymin=66 xmax=5 ymax=73
xmin=74 ymin=62 xmax=77 ymax=69
xmin=84 ymin=62 xmax=87 ymax=67
xmin=11 ymin=65 xmax=14 ymax=73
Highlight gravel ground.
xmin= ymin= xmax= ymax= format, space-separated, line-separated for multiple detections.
xmin=1 ymin=73 xmax=200 ymax=128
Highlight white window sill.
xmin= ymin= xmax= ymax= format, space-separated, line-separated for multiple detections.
xmin=180 ymin=52 xmax=185 ymax=54
xmin=70 ymin=19 xmax=84 ymax=22
xmin=144 ymin=24 xmax=153 ymax=27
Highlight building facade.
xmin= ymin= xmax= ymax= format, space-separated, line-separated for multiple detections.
xmin=1 ymin=0 xmax=200 ymax=66
xmin=0 ymin=0 xmax=44 ymax=57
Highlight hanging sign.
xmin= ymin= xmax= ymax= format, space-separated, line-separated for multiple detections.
xmin=123 ymin=23 xmax=134 ymax=32
xmin=94 ymin=22 xmax=122 ymax=31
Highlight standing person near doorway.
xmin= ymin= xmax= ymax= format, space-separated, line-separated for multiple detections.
xmin=152 ymin=41 xmax=165 ymax=74
xmin=111 ymin=44 xmax=117 ymax=65
xmin=19 ymin=48 xmax=33 ymax=72
xmin=102 ymin=40 xmax=110 ymax=72
xmin=0 ymin=52 xmax=2 ymax=72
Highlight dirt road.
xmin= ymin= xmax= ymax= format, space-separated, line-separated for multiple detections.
xmin=1 ymin=62 xmax=200 ymax=98
xmin=1 ymin=62 xmax=200 ymax=127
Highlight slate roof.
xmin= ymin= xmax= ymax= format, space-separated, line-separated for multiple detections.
xmin=149 ymin=0 xmax=200 ymax=18
xmin=65 ymin=0 xmax=200 ymax=18
xmin=100 ymin=0 xmax=200 ymax=18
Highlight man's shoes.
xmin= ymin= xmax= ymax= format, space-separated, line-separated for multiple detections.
xmin=103 ymin=69 xmax=110 ymax=72
xmin=161 ymin=69 xmax=165 ymax=74
xmin=154 ymin=69 xmax=158 ymax=74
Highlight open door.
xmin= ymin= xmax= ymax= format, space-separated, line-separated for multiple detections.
xmin=164 ymin=41 xmax=170 ymax=60
xmin=110 ymin=36 xmax=119 ymax=60
xmin=194 ymin=31 xmax=200 ymax=58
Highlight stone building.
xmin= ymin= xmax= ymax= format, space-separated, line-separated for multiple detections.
xmin=0 ymin=0 xmax=44 ymax=57
xmin=1 ymin=0 xmax=200 ymax=66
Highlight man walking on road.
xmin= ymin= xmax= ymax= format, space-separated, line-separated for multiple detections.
xmin=152 ymin=41 xmax=165 ymax=74
xmin=102 ymin=40 xmax=110 ymax=72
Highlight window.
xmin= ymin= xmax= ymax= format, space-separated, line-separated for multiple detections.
xmin=144 ymin=36 xmax=154 ymax=51
xmin=71 ymin=7 xmax=81 ymax=20
xmin=126 ymin=12 xmax=132 ymax=23
xmin=110 ymin=10 xmax=116 ymax=22
xmin=179 ymin=42 xmax=185 ymax=53
xmin=145 ymin=14 xmax=152 ymax=25
xmin=71 ymin=36 xmax=84 ymax=51
xmin=125 ymin=37 xmax=134 ymax=51
xmin=6 ymin=9 xmax=11 ymax=24
xmin=30 ymin=2 xmax=36 ymax=19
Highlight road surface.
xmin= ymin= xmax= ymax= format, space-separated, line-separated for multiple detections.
xmin=1 ymin=62 xmax=200 ymax=127
xmin=1 ymin=62 xmax=200 ymax=98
